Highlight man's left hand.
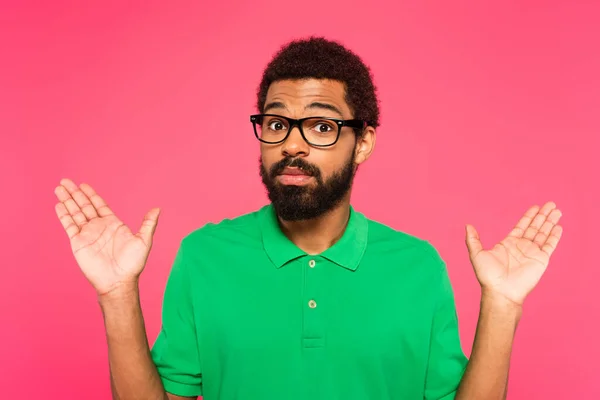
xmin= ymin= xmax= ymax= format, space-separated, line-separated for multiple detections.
xmin=465 ymin=202 xmax=563 ymax=306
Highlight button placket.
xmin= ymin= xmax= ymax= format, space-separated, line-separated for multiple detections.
xmin=302 ymin=256 xmax=324 ymax=348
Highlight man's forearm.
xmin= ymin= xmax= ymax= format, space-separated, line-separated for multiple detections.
xmin=455 ymin=291 xmax=522 ymax=400
xmin=100 ymin=286 xmax=167 ymax=400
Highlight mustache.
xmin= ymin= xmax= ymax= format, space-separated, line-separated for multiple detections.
xmin=270 ymin=157 xmax=320 ymax=177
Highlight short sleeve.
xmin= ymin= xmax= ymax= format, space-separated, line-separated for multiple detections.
xmin=424 ymin=261 xmax=469 ymax=400
xmin=150 ymin=241 xmax=203 ymax=397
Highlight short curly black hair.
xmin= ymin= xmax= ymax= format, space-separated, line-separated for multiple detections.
xmin=256 ymin=37 xmax=380 ymax=130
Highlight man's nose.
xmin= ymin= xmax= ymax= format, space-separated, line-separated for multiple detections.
xmin=281 ymin=125 xmax=309 ymax=157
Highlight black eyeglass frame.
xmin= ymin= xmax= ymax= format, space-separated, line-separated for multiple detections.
xmin=250 ymin=114 xmax=368 ymax=147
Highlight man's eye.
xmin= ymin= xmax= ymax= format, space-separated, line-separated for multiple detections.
xmin=268 ymin=121 xmax=286 ymax=130
xmin=314 ymin=123 xmax=333 ymax=133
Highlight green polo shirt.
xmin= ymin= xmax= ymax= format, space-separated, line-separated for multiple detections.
xmin=150 ymin=204 xmax=468 ymax=399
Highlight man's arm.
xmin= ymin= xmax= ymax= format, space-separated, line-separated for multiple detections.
xmin=53 ymin=179 xmax=203 ymax=399
xmin=457 ymin=202 xmax=563 ymax=400
xmin=101 ymin=285 xmax=196 ymax=400
xmin=455 ymin=292 xmax=521 ymax=400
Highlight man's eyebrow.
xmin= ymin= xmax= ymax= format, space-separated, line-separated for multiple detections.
xmin=263 ymin=101 xmax=345 ymax=118
xmin=305 ymin=102 xmax=344 ymax=118
xmin=263 ymin=101 xmax=288 ymax=113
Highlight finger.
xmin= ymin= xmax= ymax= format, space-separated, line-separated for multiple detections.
xmin=541 ymin=224 xmax=563 ymax=258
xmin=55 ymin=202 xmax=80 ymax=239
xmin=60 ymin=179 xmax=98 ymax=220
xmin=137 ymin=208 xmax=161 ymax=246
xmin=509 ymin=205 xmax=540 ymax=238
xmin=533 ymin=208 xmax=562 ymax=247
xmin=465 ymin=224 xmax=483 ymax=258
xmin=54 ymin=185 xmax=87 ymax=227
xmin=524 ymin=201 xmax=557 ymax=240
xmin=79 ymin=183 xmax=114 ymax=217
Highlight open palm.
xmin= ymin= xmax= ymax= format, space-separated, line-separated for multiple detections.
xmin=466 ymin=202 xmax=563 ymax=306
xmin=54 ymin=179 xmax=160 ymax=296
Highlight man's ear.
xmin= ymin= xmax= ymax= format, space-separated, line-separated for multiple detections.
xmin=354 ymin=127 xmax=376 ymax=165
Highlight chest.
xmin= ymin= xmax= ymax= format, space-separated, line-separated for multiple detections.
xmin=192 ymin=253 xmax=436 ymax=360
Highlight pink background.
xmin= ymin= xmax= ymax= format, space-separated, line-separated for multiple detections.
xmin=1 ymin=1 xmax=598 ymax=398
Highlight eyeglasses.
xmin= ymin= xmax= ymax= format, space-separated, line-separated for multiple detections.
xmin=250 ymin=114 xmax=367 ymax=147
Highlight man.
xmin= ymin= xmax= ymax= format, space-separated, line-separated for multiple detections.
xmin=54 ymin=37 xmax=563 ymax=400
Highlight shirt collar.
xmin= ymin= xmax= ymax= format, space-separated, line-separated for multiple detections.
xmin=259 ymin=204 xmax=369 ymax=271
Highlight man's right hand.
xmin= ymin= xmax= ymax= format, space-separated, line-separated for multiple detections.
xmin=54 ymin=178 xmax=160 ymax=298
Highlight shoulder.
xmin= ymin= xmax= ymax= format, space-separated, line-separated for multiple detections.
xmin=359 ymin=212 xmax=454 ymax=301
xmin=363 ymin=213 xmax=446 ymax=269
xmin=179 ymin=206 xmax=266 ymax=252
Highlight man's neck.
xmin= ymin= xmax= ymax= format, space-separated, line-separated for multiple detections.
xmin=277 ymin=199 xmax=351 ymax=255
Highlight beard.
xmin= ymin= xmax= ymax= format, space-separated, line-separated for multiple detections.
xmin=259 ymin=154 xmax=356 ymax=221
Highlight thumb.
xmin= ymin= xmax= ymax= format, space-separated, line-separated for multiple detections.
xmin=465 ymin=224 xmax=483 ymax=258
xmin=137 ymin=207 xmax=161 ymax=246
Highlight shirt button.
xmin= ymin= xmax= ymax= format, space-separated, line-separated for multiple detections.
xmin=308 ymin=300 xmax=317 ymax=308
xmin=309 ymin=260 xmax=316 ymax=268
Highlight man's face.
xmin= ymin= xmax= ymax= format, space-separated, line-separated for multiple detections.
xmin=259 ymin=79 xmax=374 ymax=221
